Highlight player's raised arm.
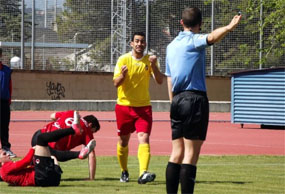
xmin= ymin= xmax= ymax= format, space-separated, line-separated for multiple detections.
xmin=207 ymin=14 xmax=242 ymax=44
xmin=149 ymin=55 xmax=163 ymax=85
xmin=113 ymin=65 xmax=128 ymax=88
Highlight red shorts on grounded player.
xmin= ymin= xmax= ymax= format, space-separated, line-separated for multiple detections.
xmin=115 ymin=104 xmax=152 ymax=136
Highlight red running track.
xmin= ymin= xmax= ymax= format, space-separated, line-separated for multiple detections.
xmin=8 ymin=111 xmax=285 ymax=157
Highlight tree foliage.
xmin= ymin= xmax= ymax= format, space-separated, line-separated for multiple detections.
xmin=55 ymin=0 xmax=284 ymax=73
xmin=0 ymin=0 xmax=22 ymax=41
xmin=56 ymin=0 xmax=111 ymax=44
xmin=55 ymin=0 xmax=111 ymax=70
xmin=246 ymin=0 xmax=285 ymax=66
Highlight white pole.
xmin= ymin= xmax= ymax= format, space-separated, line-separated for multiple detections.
xmin=21 ymin=0 xmax=25 ymax=69
xmin=31 ymin=0 xmax=35 ymax=70
xmin=146 ymin=0 xmax=149 ymax=53
xmin=259 ymin=0 xmax=263 ymax=69
xmin=210 ymin=0 xmax=215 ymax=75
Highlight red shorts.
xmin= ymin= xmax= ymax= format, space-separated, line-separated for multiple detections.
xmin=115 ymin=104 xmax=153 ymax=136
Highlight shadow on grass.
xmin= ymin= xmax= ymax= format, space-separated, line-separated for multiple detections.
xmin=197 ymin=180 xmax=252 ymax=185
xmin=61 ymin=177 xmax=165 ymax=185
xmin=61 ymin=178 xmax=88 ymax=181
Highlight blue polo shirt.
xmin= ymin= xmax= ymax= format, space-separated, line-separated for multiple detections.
xmin=0 ymin=64 xmax=12 ymax=100
xmin=165 ymin=31 xmax=210 ymax=93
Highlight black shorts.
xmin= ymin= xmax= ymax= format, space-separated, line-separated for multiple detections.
xmin=170 ymin=90 xmax=209 ymax=140
xmin=34 ymin=155 xmax=62 ymax=187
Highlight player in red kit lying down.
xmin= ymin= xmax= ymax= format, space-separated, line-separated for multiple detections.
xmin=0 ymin=113 xmax=95 ymax=186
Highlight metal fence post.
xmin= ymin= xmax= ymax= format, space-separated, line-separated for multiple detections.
xmin=146 ymin=0 xmax=149 ymax=53
xmin=21 ymin=0 xmax=25 ymax=69
xmin=210 ymin=0 xmax=215 ymax=75
xmin=259 ymin=0 xmax=263 ymax=69
xmin=31 ymin=0 xmax=35 ymax=70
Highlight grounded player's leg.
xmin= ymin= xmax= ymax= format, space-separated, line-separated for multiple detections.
xmin=49 ymin=147 xmax=79 ymax=162
xmin=35 ymin=128 xmax=75 ymax=156
xmin=33 ymin=128 xmax=76 ymax=186
xmin=36 ymin=128 xmax=75 ymax=147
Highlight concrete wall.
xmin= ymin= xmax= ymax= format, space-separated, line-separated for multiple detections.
xmin=12 ymin=70 xmax=231 ymax=101
xmin=10 ymin=70 xmax=231 ymax=112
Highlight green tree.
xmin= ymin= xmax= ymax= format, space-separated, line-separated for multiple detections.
xmin=56 ymin=0 xmax=111 ymax=71
xmin=246 ymin=0 xmax=285 ymax=67
xmin=0 ymin=0 xmax=22 ymax=41
xmin=56 ymin=0 xmax=111 ymax=44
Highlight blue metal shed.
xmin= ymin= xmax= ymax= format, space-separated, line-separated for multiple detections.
xmin=231 ymin=68 xmax=285 ymax=127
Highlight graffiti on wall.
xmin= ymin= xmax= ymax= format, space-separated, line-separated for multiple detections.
xmin=46 ymin=81 xmax=66 ymax=100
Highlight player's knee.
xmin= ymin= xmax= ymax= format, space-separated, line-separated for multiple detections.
xmin=170 ymin=151 xmax=184 ymax=163
xmin=137 ymin=132 xmax=149 ymax=143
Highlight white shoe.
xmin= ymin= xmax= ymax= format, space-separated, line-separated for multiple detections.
xmin=78 ymin=139 xmax=96 ymax=159
xmin=138 ymin=171 xmax=156 ymax=184
xmin=72 ymin=111 xmax=82 ymax=135
xmin=3 ymin=148 xmax=17 ymax=158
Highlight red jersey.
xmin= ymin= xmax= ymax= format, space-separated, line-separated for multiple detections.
xmin=0 ymin=149 xmax=35 ymax=186
xmin=41 ymin=110 xmax=94 ymax=150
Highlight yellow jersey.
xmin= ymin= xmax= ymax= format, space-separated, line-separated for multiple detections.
xmin=113 ymin=52 xmax=157 ymax=107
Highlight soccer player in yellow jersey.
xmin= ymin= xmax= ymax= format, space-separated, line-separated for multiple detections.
xmin=113 ymin=32 xmax=164 ymax=184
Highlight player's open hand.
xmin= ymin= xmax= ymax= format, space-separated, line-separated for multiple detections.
xmin=228 ymin=14 xmax=242 ymax=31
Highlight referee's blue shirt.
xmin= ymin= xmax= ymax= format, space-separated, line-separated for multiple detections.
xmin=165 ymin=31 xmax=210 ymax=93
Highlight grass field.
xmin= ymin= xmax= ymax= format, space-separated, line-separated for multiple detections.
xmin=0 ymin=155 xmax=284 ymax=194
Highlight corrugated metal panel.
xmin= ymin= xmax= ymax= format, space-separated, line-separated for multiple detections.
xmin=231 ymin=68 xmax=285 ymax=126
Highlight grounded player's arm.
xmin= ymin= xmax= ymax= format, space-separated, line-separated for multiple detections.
xmin=207 ymin=15 xmax=242 ymax=44
xmin=167 ymin=76 xmax=173 ymax=102
xmin=113 ymin=65 xmax=128 ymax=87
xmin=88 ymin=150 xmax=96 ymax=180
xmin=149 ymin=55 xmax=164 ymax=84
xmin=13 ymin=149 xmax=34 ymax=171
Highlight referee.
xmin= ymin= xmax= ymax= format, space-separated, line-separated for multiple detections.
xmin=165 ymin=7 xmax=242 ymax=194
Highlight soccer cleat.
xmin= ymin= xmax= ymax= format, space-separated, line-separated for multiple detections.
xmin=78 ymin=139 xmax=96 ymax=159
xmin=72 ymin=111 xmax=82 ymax=135
xmin=120 ymin=171 xmax=129 ymax=182
xmin=73 ymin=111 xmax=79 ymax=123
xmin=2 ymin=148 xmax=17 ymax=158
xmin=138 ymin=171 xmax=156 ymax=184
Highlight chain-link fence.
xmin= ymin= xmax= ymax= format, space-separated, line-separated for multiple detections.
xmin=0 ymin=0 xmax=284 ymax=75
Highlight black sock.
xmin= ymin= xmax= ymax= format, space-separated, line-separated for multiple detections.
xmin=49 ymin=147 xmax=80 ymax=162
xmin=166 ymin=162 xmax=181 ymax=194
xmin=36 ymin=128 xmax=75 ymax=146
xmin=180 ymin=164 xmax=197 ymax=194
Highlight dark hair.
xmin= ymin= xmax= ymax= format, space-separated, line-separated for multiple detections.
xmin=182 ymin=7 xmax=202 ymax=28
xmin=131 ymin=32 xmax=146 ymax=42
xmin=83 ymin=115 xmax=100 ymax=132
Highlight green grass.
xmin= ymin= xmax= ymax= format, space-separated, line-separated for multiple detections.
xmin=0 ymin=155 xmax=284 ymax=194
